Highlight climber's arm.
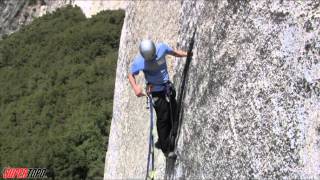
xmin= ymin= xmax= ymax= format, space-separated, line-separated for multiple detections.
xmin=128 ymin=73 xmax=145 ymax=97
xmin=169 ymin=49 xmax=192 ymax=58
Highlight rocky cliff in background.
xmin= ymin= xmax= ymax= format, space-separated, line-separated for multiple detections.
xmin=0 ymin=0 xmax=127 ymax=38
xmin=105 ymin=0 xmax=320 ymax=179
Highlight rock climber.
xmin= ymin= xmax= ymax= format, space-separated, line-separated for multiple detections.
xmin=128 ymin=39 xmax=191 ymax=157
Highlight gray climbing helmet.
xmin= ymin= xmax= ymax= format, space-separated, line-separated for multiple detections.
xmin=139 ymin=39 xmax=156 ymax=61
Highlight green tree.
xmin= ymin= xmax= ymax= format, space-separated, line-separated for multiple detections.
xmin=0 ymin=6 xmax=124 ymax=179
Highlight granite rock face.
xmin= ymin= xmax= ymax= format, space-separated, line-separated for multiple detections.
xmin=0 ymin=0 xmax=35 ymax=38
xmin=73 ymin=0 xmax=127 ymax=17
xmin=106 ymin=0 xmax=320 ymax=179
xmin=104 ymin=1 xmax=180 ymax=179
xmin=173 ymin=0 xmax=320 ymax=179
xmin=0 ymin=0 xmax=71 ymax=39
xmin=0 ymin=0 xmax=126 ymax=39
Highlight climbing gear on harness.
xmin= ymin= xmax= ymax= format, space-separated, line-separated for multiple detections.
xmin=161 ymin=82 xmax=176 ymax=150
xmin=140 ymin=39 xmax=156 ymax=61
xmin=164 ymin=81 xmax=175 ymax=102
xmin=163 ymin=81 xmax=177 ymax=153
xmin=145 ymin=94 xmax=155 ymax=180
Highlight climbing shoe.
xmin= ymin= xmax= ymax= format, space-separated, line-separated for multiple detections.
xmin=164 ymin=151 xmax=177 ymax=159
xmin=167 ymin=152 xmax=177 ymax=159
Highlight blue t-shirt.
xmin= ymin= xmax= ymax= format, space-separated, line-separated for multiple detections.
xmin=130 ymin=43 xmax=174 ymax=92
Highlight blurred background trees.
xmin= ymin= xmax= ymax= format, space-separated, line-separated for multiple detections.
xmin=0 ymin=5 xmax=124 ymax=179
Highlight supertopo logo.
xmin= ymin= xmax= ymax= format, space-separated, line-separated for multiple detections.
xmin=1 ymin=167 xmax=47 ymax=179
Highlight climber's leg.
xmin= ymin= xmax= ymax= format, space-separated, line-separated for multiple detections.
xmin=168 ymin=97 xmax=178 ymax=152
xmin=153 ymin=94 xmax=172 ymax=154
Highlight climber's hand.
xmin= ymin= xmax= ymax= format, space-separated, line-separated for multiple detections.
xmin=187 ymin=51 xmax=193 ymax=57
xmin=134 ymin=86 xmax=145 ymax=97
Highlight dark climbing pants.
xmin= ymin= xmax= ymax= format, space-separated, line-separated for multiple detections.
xmin=151 ymin=89 xmax=178 ymax=154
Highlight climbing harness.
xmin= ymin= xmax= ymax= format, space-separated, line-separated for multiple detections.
xmin=145 ymin=93 xmax=155 ymax=180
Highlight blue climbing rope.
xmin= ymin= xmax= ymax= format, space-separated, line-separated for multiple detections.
xmin=145 ymin=94 xmax=155 ymax=180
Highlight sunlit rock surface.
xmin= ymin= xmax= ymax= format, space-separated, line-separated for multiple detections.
xmin=106 ymin=0 xmax=320 ymax=179
xmin=172 ymin=0 xmax=320 ymax=179
xmin=104 ymin=1 xmax=180 ymax=179
xmin=73 ymin=0 xmax=127 ymax=18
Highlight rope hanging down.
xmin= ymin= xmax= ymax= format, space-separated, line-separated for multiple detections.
xmin=145 ymin=94 xmax=155 ymax=180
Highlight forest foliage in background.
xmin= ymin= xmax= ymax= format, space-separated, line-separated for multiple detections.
xmin=0 ymin=5 xmax=124 ymax=179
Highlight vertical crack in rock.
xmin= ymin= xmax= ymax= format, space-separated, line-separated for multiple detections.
xmin=170 ymin=0 xmax=320 ymax=179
